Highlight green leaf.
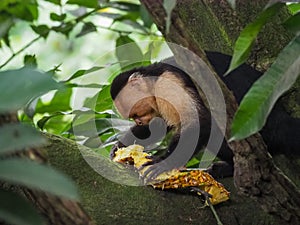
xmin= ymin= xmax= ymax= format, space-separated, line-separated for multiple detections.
xmin=30 ymin=24 xmax=50 ymax=38
xmin=69 ymin=110 xmax=116 ymax=138
xmin=283 ymin=12 xmax=300 ymax=35
xmin=83 ymin=136 xmax=102 ymax=148
xmin=72 ymin=118 xmax=112 ymax=137
xmin=72 ymin=116 xmax=131 ymax=138
xmin=0 ymin=190 xmax=44 ymax=225
xmin=107 ymin=1 xmax=140 ymax=12
xmin=140 ymin=4 xmax=153 ymax=28
xmin=45 ymin=0 xmax=61 ymax=5
xmin=142 ymin=42 xmax=156 ymax=66
xmin=230 ymin=35 xmax=300 ymax=141
xmin=36 ymin=112 xmax=72 ymax=135
xmin=46 ymin=64 xmax=62 ymax=77
xmin=0 ymin=15 xmax=14 ymax=45
xmin=0 ymin=123 xmax=46 ymax=155
xmin=118 ymin=19 xmax=149 ymax=34
xmin=76 ymin=22 xmax=97 ymax=38
xmin=115 ymin=35 xmax=144 ymax=70
xmin=35 ymin=88 xmax=72 ymax=114
xmin=84 ymin=86 xmax=113 ymax=112
xmin=65 ymin=66 xmax=106 ymax=82
xmin=288 ymin=3 xmax=300 ymax=15
xmin=226 ymin=0 xmax=236 ymax=9
xmin=23 ymin=54 xmax=37 ymax=68
xmin=65 ymin=83 xmax=103 ymax=88
xmin=52 ymin=22 xmax=74 ymax=36
xmin=0 ymin=158 xmax=79 ymax=200
xmin=5 ymin=1 xmax=39 ymax=22
xmin=50 ymin=12 xmax=67 ymax=21
xmin=0 ymin=67 xmax=62 ymax=113
xmin=36 ymin=112 xmax=66 ymax=130
xmin=226 ymin=2 xmax=285 ymax=74
xmin=98 ymin=12 xmax=123 ymax=20
xmin=163 ymin=0 xmax=177 ymax=34
xmin=95 ymin=119 xmax=115 ymax=135
xmin=67 ymin=0 xmax=99 ymax=8
xmin=26 ymin=2 xmax=39 ymax=21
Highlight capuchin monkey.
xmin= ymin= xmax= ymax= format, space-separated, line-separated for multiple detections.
xmin=110 ymin=51 xmax=300 ymax=178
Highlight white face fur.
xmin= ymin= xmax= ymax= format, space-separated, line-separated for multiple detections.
xmin=115 ymin=71 xmax=199 ymax=129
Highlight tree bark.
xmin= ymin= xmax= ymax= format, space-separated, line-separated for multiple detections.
xmin=2 ymin=119 xmax=299 ymax=225
xmin=43 ymin=133 xmax=299 ymax=225
xmin=1 ymin=1 xmax=300 ymax=224
xmin=0 ymin=114 xmax=94 ymax=225
xmin=140 ymin=0 xmax=300 ymax=223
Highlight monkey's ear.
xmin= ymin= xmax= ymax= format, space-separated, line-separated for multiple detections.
xmin=128 ymin=72 xmax=143 ymax=85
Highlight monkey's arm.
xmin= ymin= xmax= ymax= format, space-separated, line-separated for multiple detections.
xmin=110 ymin=118 xmax=168 ymax=159
xmin=142 ymin=125 xmax=208 ymax=180
xmin=110 ymin=125 xmax=150 ymax=159
xmin=142 ymin=118 xmax=236 ymax=179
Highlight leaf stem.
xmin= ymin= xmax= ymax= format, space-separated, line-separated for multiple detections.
xmin=207 ymin=199 xmax=223 ymax=225
xmin=0 ymin=8 xmax=100 ymax=70
xmin=0 ymin=35 xmax=42 ymax=70
xmin=96 ymin=24 xmax=160 ymax=36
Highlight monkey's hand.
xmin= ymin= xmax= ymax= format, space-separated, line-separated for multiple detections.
xmin=140 ymin=156 xmax=184 ymax=183
xmin=110 ymin=142 xmax=126 ymax=160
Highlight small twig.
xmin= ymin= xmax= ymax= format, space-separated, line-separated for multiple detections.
xmin=0 ymin=6 xmax=159 ymax=70
xmin=75 ymin=8 xmax=101 ymax=23
xmin=96 ymin=24 xmax=160 ymax=37
xmin=190 ymin=187 xmax=224 ymax=225
xmin=207 ymin=198 xmax=223 ymax=225
xmin=0 ymin=8 xmax=100 ymax=70
xmin=0 ymin=35 xmax=42 ymax=69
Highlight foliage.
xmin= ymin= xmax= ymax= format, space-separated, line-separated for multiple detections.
xmin=0 ymin=190 xmax=44 ymax=225
xmin=0 ymin=1 xmax=159 ymax=224
xmin=231 ymin=35 xmax=300 ymax=140
xmin=163 ymin=0 xmax=177 ymax=34
xmin=0 ymin=0 xmax=299 ymax=223
xmin=228 ymin=0 xmax=300 ymax=140
xmin=0 ymin=67 xmax=79 ymax=225
xmin=0 ymin=68 xmax=62 ymax=113
xmin=226 ymin=2 xmax=285 ymax=74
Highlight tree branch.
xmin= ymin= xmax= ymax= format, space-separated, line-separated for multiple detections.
xmin=140 ymin=0 xmax=300 ymax=223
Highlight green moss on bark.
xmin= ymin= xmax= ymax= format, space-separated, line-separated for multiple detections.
xmin=44 ymin=134 xmax=281 ymax=225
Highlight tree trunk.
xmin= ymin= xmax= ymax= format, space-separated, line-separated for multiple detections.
xmin=2 ymin=1 xmax=300 ymax=224
xmin=140 ymin=0 xmax=300 ymax=223
xmin=2 ymin=120 xmax=299 ymax=225
xmin=42 ymin=133 xmax=300 ymax=225
xmin=0 ymin=114 xmax=94 ymax=225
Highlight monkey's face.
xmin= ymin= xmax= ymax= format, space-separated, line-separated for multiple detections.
xmin=114 ymin=82 xmax=159 ymax=126
xmin=129 ymin=98 xmax=159 ymax=125
xmin=115 ymin=97 xmax=159 ymax=126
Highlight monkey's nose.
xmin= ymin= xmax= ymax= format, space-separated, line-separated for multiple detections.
xmin=135 ymin=119 xmax=143 ymax=126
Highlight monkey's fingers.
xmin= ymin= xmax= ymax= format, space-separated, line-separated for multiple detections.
xmin=140 ymin=160 xmax=174 ymax=184
xmin=110 ymin=142 xmax=126 ymax=160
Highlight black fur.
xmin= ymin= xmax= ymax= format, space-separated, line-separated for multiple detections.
xmin=110 ymin=63 xmax=198 ymax=100
xmin=110 ymin=51 xmax=300 ymax=177
xmin=207 ymin=52 xmax=300 ymax=155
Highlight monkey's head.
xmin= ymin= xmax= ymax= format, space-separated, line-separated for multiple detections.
xmin=111 ymin=71 xmax=160 ymax=126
